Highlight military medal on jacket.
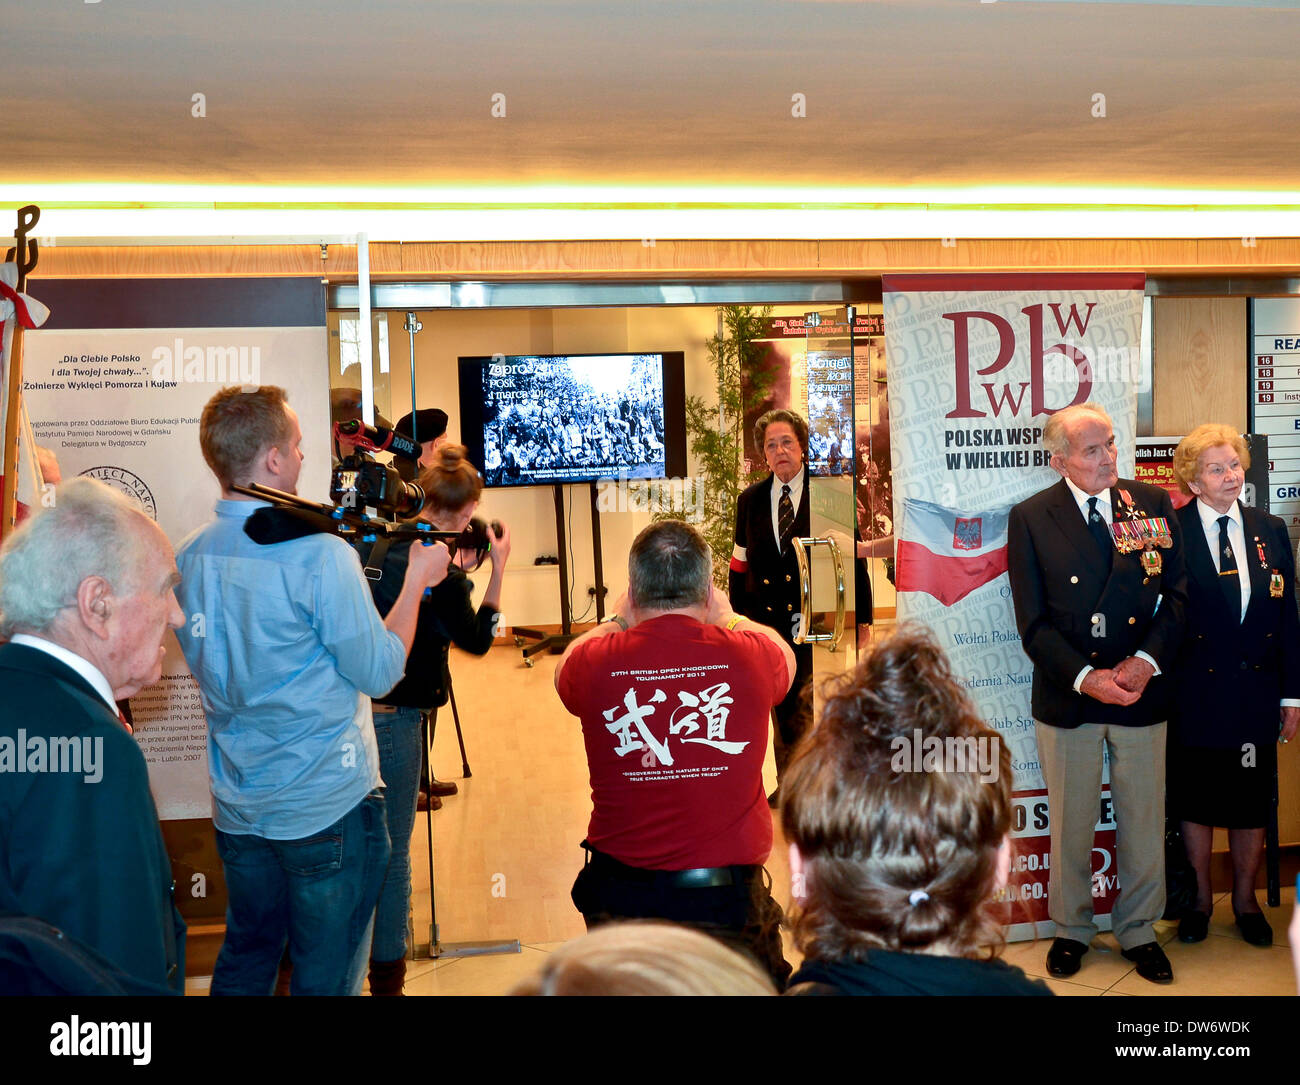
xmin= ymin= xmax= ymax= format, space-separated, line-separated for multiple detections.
xmin=1255 ymin=535 xmax=1286 ymax=598
xmin=1111 ymin=489 xmax=1171 ymax=576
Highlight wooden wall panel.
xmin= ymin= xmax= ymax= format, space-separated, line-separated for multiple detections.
xmin=29 ymin=244 xmax=341 ymax=279
xmin=1280 ymin=744 xmax=1300 ymax=851
xmin=27 ymin=237 xmax=1300 ymax=281
xmin=1196 ymin=237 xmax=1300 ymax=271
xmin=397 ymin=239 xmax=826 ymax=278
xmin=817 ymin=238 xmax=1208 ymax=274
xmin=1152 ymin=296 xmax=1247 ymax=434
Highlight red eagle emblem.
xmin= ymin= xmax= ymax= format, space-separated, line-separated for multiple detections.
xmin=953 ymin=517 xmax=982 ymax=551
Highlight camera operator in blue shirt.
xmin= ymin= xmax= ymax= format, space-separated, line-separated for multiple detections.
xmin=175 ymin=385 xmax=451 ymax=996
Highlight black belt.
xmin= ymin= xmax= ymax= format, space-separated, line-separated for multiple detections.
xmin=582 ymin=842 xmax=757 ymax=890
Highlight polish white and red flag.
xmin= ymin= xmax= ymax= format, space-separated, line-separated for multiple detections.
xmin=895 ymin=498 xmax=1011 ymax=606
xmin=0 ymin=263 xmax=52 ymax=530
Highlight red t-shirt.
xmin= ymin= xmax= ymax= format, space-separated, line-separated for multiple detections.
xmin=556 ymin=613 xmax=790 ymax=870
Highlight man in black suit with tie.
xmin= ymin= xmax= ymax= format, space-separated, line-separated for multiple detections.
xmin=730 ymin=408 xmax=812 ymax=802
xmin=0 ymin=477 xmax=187 ymax=992
xmin=1008 ymin=402 xmax=1187 ymax=984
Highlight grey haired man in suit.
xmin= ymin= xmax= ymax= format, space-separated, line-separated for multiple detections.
xmin=1008 ymin=402 xmax=1187 ymax=985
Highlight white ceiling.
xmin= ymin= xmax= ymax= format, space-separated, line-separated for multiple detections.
xmin=3 ymin=0 xmax=1299 ymax=198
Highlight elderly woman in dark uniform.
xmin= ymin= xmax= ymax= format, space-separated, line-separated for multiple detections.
xmin=1170 ymin=424 xmax=1300 ymax=947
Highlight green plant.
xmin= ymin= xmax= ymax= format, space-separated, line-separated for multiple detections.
xmin=656 ymin=305 xmax=775 ymax=588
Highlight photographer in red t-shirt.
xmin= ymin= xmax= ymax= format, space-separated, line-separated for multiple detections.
xmin=554 ymin=519 xmax=796 ymax=988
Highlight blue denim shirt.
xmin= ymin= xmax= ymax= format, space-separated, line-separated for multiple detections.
xmin=175 ymin=500 xmax=406 ymax=839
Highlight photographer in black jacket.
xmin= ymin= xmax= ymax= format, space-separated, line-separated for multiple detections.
xmin=364 ymin=443 xmax=511 ymax=994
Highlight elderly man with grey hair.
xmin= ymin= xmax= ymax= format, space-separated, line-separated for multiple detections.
xmin=554 ymin=519 xmax=796 ymax=987
xmin=0 ymin=478 xmax=186 ymax=992
xmin=1008 ymin=401 xmax=1187 ymax=985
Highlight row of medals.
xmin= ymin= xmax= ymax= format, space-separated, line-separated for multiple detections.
xmin=1111 ymin=515 xmax=1285 ymax=598
xmin=1110 ymin=516 xmax=1170 ymax=577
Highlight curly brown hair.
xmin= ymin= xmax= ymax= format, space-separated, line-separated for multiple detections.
xmin=782 ymin=623 xmax=1013 ymax=962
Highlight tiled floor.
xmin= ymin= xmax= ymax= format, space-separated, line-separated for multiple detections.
xmin=400 ymin=890 xmax=1297 ymax=997
xmin=999 ymin=888 xmax=1297 ymax=997
xmin=186 ymin=639 xmax=1300 ymax=997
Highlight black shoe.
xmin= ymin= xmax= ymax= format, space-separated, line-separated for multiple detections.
xmin=1045 ymin=937 xmax=1088 ymax=977
xmin=367 ymin=956 xmax=406 ymax=997
xmin=428 ymin=777 xmax=459 ymax=797
xmin=1178 ymin=910 xmax=1210 ymax=943
xmin=1121 ymin=941 xmax=1173 ymax=984
xmin=1234 ymin=911 xmax=1273 ymax=947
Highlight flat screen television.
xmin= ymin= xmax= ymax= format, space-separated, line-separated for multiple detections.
xmin=458 ymin=352 xmax=687 ymax=487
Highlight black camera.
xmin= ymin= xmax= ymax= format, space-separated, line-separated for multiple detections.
xmin=330 ymin=419 xmax=427 ymax=519
xmin=330 ymin=454 xmax=425 ymax=520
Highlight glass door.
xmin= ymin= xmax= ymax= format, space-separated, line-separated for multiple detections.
xmin=799 ymin=307 xmax=859 ymax=701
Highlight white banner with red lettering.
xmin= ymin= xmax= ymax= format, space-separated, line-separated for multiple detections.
xmin=882 ymin=273 xmax=1145 ymax=937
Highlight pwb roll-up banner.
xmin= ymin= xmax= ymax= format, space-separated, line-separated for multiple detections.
xmin=882 ymin=273 xmax=1145 ymax=938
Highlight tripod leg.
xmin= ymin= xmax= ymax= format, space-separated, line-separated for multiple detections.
xmin=422 ymin=710 xmax=439 ymax=955
xmin=448 ymin=675 xmax=471 ymax=778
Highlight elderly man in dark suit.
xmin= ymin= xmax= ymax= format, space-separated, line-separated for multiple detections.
xmin=730 ymin=408 xmax=812 ymax=802
xmin=1169 ymin=424 xmax=1300 ymax=948
xmin=1008 ymin=402 xmax=1187 ymax=985
xmin=0 ymin=477 xmax=187 ymax=992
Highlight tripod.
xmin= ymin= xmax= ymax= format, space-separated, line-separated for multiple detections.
xmin=514 ymin=481 xmax=607 ymax=666
xmin=413 ymin=671 xmax=520 ymax=960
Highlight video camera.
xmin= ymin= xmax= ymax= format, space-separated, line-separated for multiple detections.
xmin=331 ymin=419 xmax=424 ymax=519
xmin=234 ymin=414 xmax=503 ymax=578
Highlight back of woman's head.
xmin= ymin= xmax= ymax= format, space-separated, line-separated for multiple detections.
xmin=509 ymin=922 xmax=776 ymax=996
xmin=418 ymin=443 xmax=482 ymax=516
xmin=783 ymin=623 xmax=1012 ymax=961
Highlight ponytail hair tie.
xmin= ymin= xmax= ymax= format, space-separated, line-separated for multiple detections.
xmin=908 ymin=890 xmax=930 ymax=907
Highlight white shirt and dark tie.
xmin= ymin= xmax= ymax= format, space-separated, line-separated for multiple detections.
xmin=1061 ymin=478 xmax=1160 ymax=691
xmin=769 ymin=469 xmax=804 ymax=551
xmin=1194 ymin=497 xmax=1300 ymax=710
xmin=1195 ymin=497 xmax=1247 ymax=622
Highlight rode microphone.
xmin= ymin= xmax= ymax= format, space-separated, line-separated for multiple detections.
xmin=335 ymin=419 xmax=421 ymax=463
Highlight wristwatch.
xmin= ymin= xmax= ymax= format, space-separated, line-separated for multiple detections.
xmin=606 ymin=614 xmax=629 ymax=631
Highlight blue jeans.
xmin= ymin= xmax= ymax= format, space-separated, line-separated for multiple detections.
xmin=371 ymin=706 xmax=423 ymax=962
xmin=212 ymin=790 xmax=391 ymax=996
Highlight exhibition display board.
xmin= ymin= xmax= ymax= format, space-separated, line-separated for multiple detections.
xmin=883 ymin=273 xmax=1146 ymax=938
xmin=23 ymin=278 xmax=329 ymax=917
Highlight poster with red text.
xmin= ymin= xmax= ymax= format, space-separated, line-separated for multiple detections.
xmin=883 ymin=273 xmax=1145 ymax=939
